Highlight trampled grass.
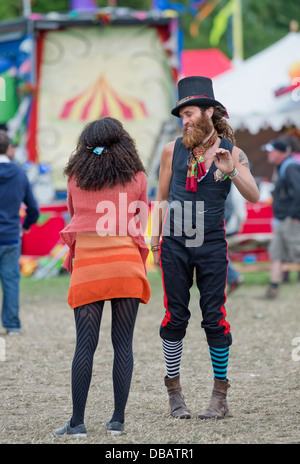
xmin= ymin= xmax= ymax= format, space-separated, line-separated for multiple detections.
xmin=0 ymin=268 xmax=299 ymax=445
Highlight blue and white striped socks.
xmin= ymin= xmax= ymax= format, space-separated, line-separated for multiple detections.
xmin=162 ymin=340 xmax=229 ymax=381
xmin=209 ymin=346 xmax=229 ymax=381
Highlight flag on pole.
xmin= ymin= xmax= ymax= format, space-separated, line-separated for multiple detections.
xmin=209 ymin=0 xmax=243 ymax=62
xmin=189 ymin=0 xmax=222 ymax=38
xmin=209 ymin=0 xmax=234 ymax=46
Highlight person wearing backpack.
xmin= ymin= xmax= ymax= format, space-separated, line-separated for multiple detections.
xmin=260 ymin=136 xmax=300 ymax=299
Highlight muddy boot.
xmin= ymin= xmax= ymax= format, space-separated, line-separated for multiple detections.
xmin=198 ymin=378 xmax=230 ymax=419
xmin=164 ymin=375 xmax=191 ymax=419
xmin=257 ymin=285 xmax=279 ymax=300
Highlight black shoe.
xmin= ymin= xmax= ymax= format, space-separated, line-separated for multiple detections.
xmin=105 ymin=420 xmax=124 ymax=435
xmin=54 ymin=420 xmax=87 ymax=437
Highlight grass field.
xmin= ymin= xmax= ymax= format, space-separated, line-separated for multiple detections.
xmin=0 ymin=268 xmax=299 ymax=445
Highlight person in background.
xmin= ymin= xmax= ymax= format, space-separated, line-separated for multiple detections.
xmin=260 ymin=136 xmax=300 ymax=299
xmin=0 ymin=130 xmax=39 ymax=335
xmin=225 ymin=183 xmax=247 ymax=295
xmin=54 ymin=117 xmax=150 ymax=437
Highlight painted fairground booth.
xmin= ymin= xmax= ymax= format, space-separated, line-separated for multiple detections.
xmin=0 ymin=1 xmax=181 ymax=276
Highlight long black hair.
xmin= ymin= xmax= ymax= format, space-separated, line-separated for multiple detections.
xmin=64 ymin=117 xmax=146 ymax=190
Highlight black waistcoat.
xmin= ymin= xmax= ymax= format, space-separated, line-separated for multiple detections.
xmin=166 ymin=136 xmax=233 ymax=237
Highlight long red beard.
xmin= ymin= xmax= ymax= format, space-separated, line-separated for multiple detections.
xmin=182 ymin=114 xmax=213 ymax=150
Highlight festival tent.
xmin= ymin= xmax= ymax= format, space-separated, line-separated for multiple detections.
xmin=212 ymin=32 xmax=300 ymax=135
xmin=212 ymin=32 xmax=300 ymax=251
xmin=182 ymin=48 xmax=232 ymax=79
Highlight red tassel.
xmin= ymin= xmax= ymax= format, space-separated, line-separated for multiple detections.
xmin=186 ymin=176 xmax=197 ymax=192
xmin=197 ymin=160 xmax=206 ymax=179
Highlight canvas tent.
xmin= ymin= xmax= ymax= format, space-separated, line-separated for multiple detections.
xmin=212 ymin=32 xmax=300 ymax=135
xmin=182 ymin=48 xmax=232 ymax=79
xmin=210 ymin=32 xmax=300 ymax=248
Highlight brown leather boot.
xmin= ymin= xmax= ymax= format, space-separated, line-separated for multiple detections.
xmin=257 ymin=285 xmax=279 ymax=300
xmin=198 ymin=378 xmax=230 ymax=419
xmin=164 ymin=375 xmax=191 ymax=419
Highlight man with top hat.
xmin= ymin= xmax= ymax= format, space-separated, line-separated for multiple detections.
xmin=150 ymin=76 xmax=259 ymax=419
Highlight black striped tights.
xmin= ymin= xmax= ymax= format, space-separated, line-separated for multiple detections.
xmin=70 ymin=298 xmax=139 ymax=427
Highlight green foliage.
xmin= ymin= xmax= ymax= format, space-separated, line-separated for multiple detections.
xmin=0 ymin=0 xmax=21 ymax=21
xmin=0 ymin=0 xmax=299 ymax=59
xmin=0 ymin=0 xmax=151 ymax=21
xmin=182 ymin=0 xmax=300 ymax=59
xmin=242 ymin=0 xmax=300 ymax=58
xmin=31 ymin=0 xmax=69 ymax=14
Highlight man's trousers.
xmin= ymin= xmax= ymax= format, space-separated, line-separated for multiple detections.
xmin=159 ymin=228 xmax=232 ymax=348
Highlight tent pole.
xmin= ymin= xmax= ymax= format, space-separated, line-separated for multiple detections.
xmin=22 ymin=0 xmax=32 ymax=17
xmin=232 ymin=0 xmax=243 ymax=64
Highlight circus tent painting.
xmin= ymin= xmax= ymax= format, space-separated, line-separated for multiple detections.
xmin=32 ymin=22 xmax=177 ymax=190
xmin=60 ymin=75 xmax=148 ymax=122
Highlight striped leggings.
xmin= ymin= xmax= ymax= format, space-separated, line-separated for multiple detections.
xmin=70 ymin=298 xmax=139 ymax=427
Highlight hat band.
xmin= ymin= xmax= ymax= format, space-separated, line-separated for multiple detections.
xmin=176 ymin=94 xmax=212 ymax=107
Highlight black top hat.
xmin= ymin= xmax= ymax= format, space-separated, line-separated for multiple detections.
xmin=171 ymin=76 xmax=228 ymax=118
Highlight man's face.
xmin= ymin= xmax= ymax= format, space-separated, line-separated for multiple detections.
xmin=180 ymin=105 xmax=213 ymax=149
xmin=267 ymin=149 xmax=287 ymax=166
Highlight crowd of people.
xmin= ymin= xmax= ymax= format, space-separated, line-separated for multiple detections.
xmin=0 ymin=75 xmax=299 ymax=437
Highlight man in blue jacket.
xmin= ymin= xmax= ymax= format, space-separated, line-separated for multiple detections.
xmin=0 ymin=130 xmax=39 ymax=334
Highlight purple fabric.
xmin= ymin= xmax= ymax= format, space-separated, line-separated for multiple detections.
xmin=70 ymin=0 xmax=97 ymax=11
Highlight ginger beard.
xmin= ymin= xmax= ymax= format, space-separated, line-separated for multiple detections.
xmin=182 ymin=111 xmax=213 ymax=150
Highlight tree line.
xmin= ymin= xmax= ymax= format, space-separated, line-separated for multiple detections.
xmin=0 ymin=0 xmax=299 ymax=59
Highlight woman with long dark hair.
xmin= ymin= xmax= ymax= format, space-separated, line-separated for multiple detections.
xmin=54 ymin=117 xmax=151 ymax=437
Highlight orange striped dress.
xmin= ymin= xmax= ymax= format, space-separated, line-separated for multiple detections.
xmin=68 ymin=233 xmax=151 ymax=309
